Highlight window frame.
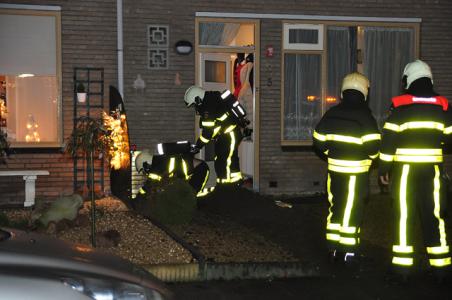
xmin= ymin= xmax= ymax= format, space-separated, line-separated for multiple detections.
xmin=283 ymin=23 xmax=324 ymax=51
xmin=0 ymin=8 xmax=62 ymax=148
xmin=280 ymin=20 xmax=420 ymax=146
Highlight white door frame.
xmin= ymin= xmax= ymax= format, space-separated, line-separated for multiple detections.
xmin=195 ymin=17 xmax=260 ymax=191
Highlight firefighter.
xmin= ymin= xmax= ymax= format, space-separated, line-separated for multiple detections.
xmin=313 ymin=72 xmax=381 ymax=264
xmin=184 ymin=86 xmax=251 ymax=185
xmin=134 ymin=141 xmax=212 ymax=199
xmin=379 ymin=60 xmax=451 ymax=279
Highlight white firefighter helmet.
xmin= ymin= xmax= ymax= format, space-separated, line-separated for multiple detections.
xmin=403 ymin=59 xmax=433 ymax=89
xmin=341 ymin=72 xmax=370 ymax=99
xmin=184 ymin=85 xmax=205 ymax=108
xmin=135 ymin=149 xmax=153 ymax=173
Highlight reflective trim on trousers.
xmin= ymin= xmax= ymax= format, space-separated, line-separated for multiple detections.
xmin=197 ymin=186 xmax=215 ymax=197
xmin=432 ymin=165 xmax=449 ymax=264
xmin=427 ymin=246 xmax=450 ymax=255
xmin=168 ymin=157 xmax=175 ymax=174
xmin=339 ymin=236 xmax=358 ymax=246
xmin=342 ymin=175 xmax=356 ymax=238
xmin=392 ymin=164 xmax=412 ymax=266
xmin=226 ymin=131 xmax=235 ymax=180
xmin=326 ymin=173 xmax=335 ymax=233
xmin=326 ymin=233 xmax=340 ymax=241
xmin=392 ymin=256 xmax=414 ymax=266
xmin=429 ymin=257 xmax=451 ymax=267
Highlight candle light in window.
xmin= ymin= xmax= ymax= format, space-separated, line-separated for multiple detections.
xmin=25 ymin=114 xmax=40 ymax=142
xmin=326 ymin=96 xmax=337 ymax=103
xmin=307 ymin=95 xmax=316 ymax=102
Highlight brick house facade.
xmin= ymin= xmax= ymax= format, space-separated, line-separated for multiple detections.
xmin=1 ymin=0 xmax=451 ymax=204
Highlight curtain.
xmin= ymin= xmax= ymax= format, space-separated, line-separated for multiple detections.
xmin=364 ymin=27 xmax=414 ymax=127
xmin=326 ymin=26 xmax=355 ymax=110
xmin=284 ymin=54 xmax=322 ymax=141
xmin=289 ymin=28 xmax=318 ymax=44
xmin=199 ymin=22 xmax=240 ymax=46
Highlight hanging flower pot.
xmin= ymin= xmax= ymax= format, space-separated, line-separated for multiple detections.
xmin=77 ymin=92 xmax=87 ymax=103
xmin=76 ymin=83 xmax=87 ymax=103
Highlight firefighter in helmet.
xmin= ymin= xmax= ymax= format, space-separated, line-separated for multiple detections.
xmin=134 ymin=141 xmax=212 ymax=199
xmin=313 ymin=72 xmax=381 ymax=263
xmin=184 ymin=86 xmax=251 ymax=185
xmin=379 ymin=60 xmax=451 ymax=279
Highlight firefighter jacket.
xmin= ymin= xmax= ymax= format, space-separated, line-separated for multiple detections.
xmin=195 ymin=91 xmax=243 ymax=149
xmin=379 ymin=93 xmax=452 ymax=175
xmin=313 ymin=93 xmax=380 ymax=173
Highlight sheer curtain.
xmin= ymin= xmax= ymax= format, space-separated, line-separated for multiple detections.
xmin=364 ymin=27 xmax=414 ymax=127
xmin=326 ymin=26 xmax=356 ymax=110
xmin=199 ymin=22 xmax=240 ymax=46
xmin=284 ymin=54 xmax=322 ymax=141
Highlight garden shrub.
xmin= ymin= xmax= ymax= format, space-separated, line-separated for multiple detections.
xmin=136 ymin=177 xmax=196 ymax=225
xmin=0 ymin=211 xmax=9 ymax=227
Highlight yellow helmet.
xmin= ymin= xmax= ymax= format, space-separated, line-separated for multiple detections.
xmin=135 ymin=149 xmax=153 ymax=173
xmin=403 ymin=59 xmax=433 ymax=89
xmin=341 ymin=72 xmax=370 ymax=99
xmin=184 ymin=85 xmax=205 ymax=107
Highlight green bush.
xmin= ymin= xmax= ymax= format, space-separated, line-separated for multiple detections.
xmin=0 ymin=211 xmax=9 ymax=227
xmin=136 ymin=178 xmax=197 ymax=225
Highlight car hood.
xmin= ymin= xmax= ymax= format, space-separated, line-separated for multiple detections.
xmin=0 ymin=228 xmax=164 ymax=291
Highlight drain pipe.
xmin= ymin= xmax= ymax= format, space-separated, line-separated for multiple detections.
xmin=116 ymin=0 xmax=124 ymax=97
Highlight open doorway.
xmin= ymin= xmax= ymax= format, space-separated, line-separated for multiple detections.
xmin=196 ymin=19 xmax=259 ymax=190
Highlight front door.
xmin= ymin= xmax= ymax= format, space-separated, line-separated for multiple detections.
xmin=196 ymin=18 xmax=259 ymax=190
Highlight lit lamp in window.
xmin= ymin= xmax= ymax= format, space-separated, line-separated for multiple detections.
xmin=175 ymin=40 xmax=193 ymax=55
xmin=326 ymin=96 xmax=337 ymax=104
xmin=306 ymin=95 xmax=316 ymax=102
xmin=25 ymin=114 xmax=40 ymax=142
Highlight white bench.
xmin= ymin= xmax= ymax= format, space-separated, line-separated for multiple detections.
xmin=0 ymin=170 xmax=50 ymax=207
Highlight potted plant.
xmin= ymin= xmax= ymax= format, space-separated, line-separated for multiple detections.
xmin=65 ymin=116 xmax=112 ymax=246
xmin=76 ymin=82 xmax=87 ymax=103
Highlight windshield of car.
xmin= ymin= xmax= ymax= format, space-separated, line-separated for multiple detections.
xmin=0 ymin=229 xmax=11 ymax=242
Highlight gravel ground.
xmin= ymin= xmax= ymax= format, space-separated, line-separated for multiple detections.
xmin=2 ymin=195 xmax=296 ymax=266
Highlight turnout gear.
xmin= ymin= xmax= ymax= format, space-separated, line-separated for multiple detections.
xmin=136 ymin=141 xmax=211 ymax=198
xmin=379 ymin=60 xmax=452 ymax=275
xmin=185 ymin=87 xmax=250 ymax=184
xmin=341 ymin=72 xmax=370 ymax=100
xmin=402 ymin=59 xmax=433 ymax=89
xmin=313 ymin=73 xmax=380 ymax=257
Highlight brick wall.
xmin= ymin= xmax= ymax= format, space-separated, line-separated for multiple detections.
xmin=1 ymin=0 xmax=117 ymax=204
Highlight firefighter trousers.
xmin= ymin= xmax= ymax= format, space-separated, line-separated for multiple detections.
xmin=189 ymin=160 xmax=209 ymax=195
xmin=390 ymin=163 xmax=451 ymax=271
xmin=214 ymin=127 xmax=243 ymax=184
xmin=326 ymin=171 xmax=368 ymax=253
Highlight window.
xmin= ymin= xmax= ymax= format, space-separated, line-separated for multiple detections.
xmin=282 ymin=22 xmax=418 ymax=145
xmin=198 ymin=21 xmax=254 ymax=48
xmin=283 ymin=24 xmax=324 ymax=50
xmin=0 ymin=9 xmax=61 ymax=147
xmin=204 ymin=60 xmax=227 ymax=83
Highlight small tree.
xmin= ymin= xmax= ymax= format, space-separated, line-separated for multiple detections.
xmin=65 ymin=116 xmax=112 ymax=247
